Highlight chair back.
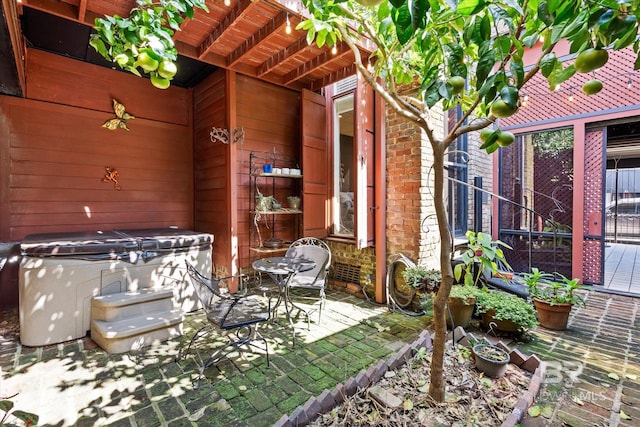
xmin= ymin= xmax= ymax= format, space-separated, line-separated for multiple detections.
xmin=185 ymin=261 xmax=222 ymax=309
xmin=286 ymin=238 xmax=331 ymax=287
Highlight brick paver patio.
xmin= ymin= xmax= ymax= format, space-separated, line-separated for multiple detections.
xmin=2 ymin=288 xmax=640 ymax=426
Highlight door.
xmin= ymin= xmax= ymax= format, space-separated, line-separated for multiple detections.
xmin=301 ymin=89 xmax=329 ymax=238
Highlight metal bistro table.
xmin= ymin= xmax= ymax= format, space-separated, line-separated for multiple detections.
xmin=252 ymin=256 xmax=315 ymax=347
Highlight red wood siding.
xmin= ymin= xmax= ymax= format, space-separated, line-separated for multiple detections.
xmin=193 ymin=69 xmax=230 ymax=272
xmin=0 ymin=49 xmax=194 ymax=241
xmin=236 ymin=75 xmax=301 ymax=268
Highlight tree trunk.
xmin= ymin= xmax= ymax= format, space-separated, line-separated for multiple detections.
xmin=428 ymin=144 xmax=454 ymax=402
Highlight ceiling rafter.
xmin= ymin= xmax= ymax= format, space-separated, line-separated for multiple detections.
xmin=78 ymin=0 xmax=87 ymax=22
xmin=226 ymin=11 xmax=287 ymax=67
xmin=197 ymin=0 xmax=253 ymax=59
xmin=282 ymin=42 xmax=350 ymax=85
xmin=310 ymin=63 xmax=357 ymax=92
xmin=257 ymin=36 xmax=308 ymax=77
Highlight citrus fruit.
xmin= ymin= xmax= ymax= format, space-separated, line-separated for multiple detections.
xmin=355 ymin=0 xmax=384 ymax=5
xmin=150 ymin=73 xmax=170 ymax=89
xmin=448 ymin=76 xmax=466 ymax=95
xmin=158 ymin=60 xmax=177 ymax=79
xmin=582 ymin=79 xmax=603 ymax=95
xmin=574 ymin=48 xmax=609 ymax=73
xmin=496 ymin=131 xmax=515 ymax=147
xmin=480 ymin=128 xmax=494 ymax=142
xmin=490 ymin=99 xmax=517 ymax=118
xmin=137 ymin=51 xmax=159 ymax=72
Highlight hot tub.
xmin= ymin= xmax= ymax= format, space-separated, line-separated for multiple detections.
xmin=19 ymin=228 xmax=212 ymax=346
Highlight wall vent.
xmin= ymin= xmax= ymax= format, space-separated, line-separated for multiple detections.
xmin=334 ymin=75 xmax=357 ymax=95
xmin=333 ymin=262 xmax=361 ymax=284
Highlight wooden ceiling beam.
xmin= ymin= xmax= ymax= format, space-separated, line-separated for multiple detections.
xmin=226 ymin=11 xmax=287 ymax=67
xmin=257 ymin=35 xmax=308 ymax=77
xmin=283 ymin=42 xmax=350 ymax=85
xmin=77 ymin=0 xmax=87 ymax=22
xmin=197 ymin=0 xmax=253 ymax=59
xmin=310 ymin=63 xmax=357 ymax=92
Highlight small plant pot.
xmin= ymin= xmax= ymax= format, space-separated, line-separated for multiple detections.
xmin=446 ymin=296 xmax=476 ymax=329
xmin=533 ymin=298 xmax=573 ymax=330
xmin=473 ymin=344 xmax=510 ymax=378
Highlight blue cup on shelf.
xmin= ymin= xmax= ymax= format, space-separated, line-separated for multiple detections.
xmin=263 ymin=164 xmax=273 ymax=173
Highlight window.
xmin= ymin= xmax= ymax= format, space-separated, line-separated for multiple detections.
xmin=333 ymin=93 xmax=355 ymax=237
xmin=446 ymin=106 xmax=468 ymax=237
xmin=326 ymin=75 xmax=376 ymax=247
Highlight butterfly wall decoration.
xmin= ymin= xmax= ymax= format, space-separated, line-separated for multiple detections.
xmin=102 ymin=99 xmax=135 ymax=131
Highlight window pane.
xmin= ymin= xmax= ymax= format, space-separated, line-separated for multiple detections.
xmin=333 ymin=94 xmax=355 ymax=237
xmin=499 ymin=128 xmax=574 ymax=277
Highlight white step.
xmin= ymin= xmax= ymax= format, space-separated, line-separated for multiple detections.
xmin=91 ymin=288 xmax=175 ymax=322
xmin=91 ymin=309 xmax=184 ymax=354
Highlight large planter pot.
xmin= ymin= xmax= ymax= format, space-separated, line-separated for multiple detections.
xmin=480 ymin=309 xmax=519 ymax=332
xmin=446 ymin=296 xmax=476 ymax=329
xmin=533 ymin=298 xmax=572 ymax=330
xmin=473 ymin=344 xmax=510 ymax=378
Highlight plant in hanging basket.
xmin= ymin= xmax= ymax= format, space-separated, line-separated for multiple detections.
xmin=473 ymin=344 xmax=510 ymax=378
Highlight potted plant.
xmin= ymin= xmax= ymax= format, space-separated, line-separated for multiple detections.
xmin=447 ymin=284 xmax=480 ymax=329
xmin=524 ymin=269 xmax=587 ymax=330
xmin=475 ymin=290 xmax=538 ymax=333
xmin=453 ymin=231 xmax=512 ymax=287
xmin=472 ymin=343 xmax=510 ymax=378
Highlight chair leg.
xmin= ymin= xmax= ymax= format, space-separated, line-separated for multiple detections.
xmin=176 ymin=323 xmax=214 ymax=363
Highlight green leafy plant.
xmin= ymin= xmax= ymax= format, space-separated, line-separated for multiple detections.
xmin=449 ymin=284 xmax=480 ymax=304
xmin=525 ymin=270 xmax=587 ymax=307
xmin=0 ymin=396 xmax=39 ymax=427
xmin=402 ymin=266 xmax=441 ymax=291
xmin=475 ymin=290 xmax=538 ymax=332
xmin=89 ymin=0 xmax=209 ymax=89
xmin=454 ymin=231 xmax=512 ymax=288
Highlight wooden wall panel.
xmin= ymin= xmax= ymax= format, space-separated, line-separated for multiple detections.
xmin=0 ymin=49 xmax=194 ymax=241
xmin=235 ymin=75 xmax=301 ymax=269
xmin=193 ymin=69 xmax=230 ymax=272
xmin=25 ymin=49 xmax=190 ymax=126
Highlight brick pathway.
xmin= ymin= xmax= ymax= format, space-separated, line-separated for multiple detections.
xmin=515 ymin=291 xmax=640 ymax=427
xmin=0 ymin=290 xmax=427 ymax=426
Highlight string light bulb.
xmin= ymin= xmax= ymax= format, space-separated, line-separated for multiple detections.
xmin=224 ymin=0 xmax=230 ymax=6
xmin=331 ymin=45 xmax=338 ymax=55
xmin=285 ymin=14 xmax=292 ymax=34
xmin=367 ymin=58 xmax=374 ymax=73
xmin=568 ymin=89 xmax=574 ymax=102
xmin=628 ymin=75 xmax=633 ymax=89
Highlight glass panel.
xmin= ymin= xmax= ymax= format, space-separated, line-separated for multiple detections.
xmin=333 ymin=94 xmax=355 ymax=237
xmin=499 ymin=128 xmax=574 ymax=277
xmin=606 ymin=167 xmax=640 ymax=243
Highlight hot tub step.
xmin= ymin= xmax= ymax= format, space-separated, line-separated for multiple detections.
xmin=91 ymin=288 xmax=176 ymax=322
xmin=91 ymin=309 xmax=184 ymax=354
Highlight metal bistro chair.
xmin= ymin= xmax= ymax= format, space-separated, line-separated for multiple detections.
xmin=178 ymin=262 xmax=270 ymax=387
xmin=285 ymin=237 xmax=331 ymax=326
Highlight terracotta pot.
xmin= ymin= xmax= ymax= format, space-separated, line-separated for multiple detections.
xmin=446 ymin=296 xmax=476 ymax=329
xmin=473 ymin=344 xmax=510 ymax=378
xmin=480 ymin=309 xmax=519 ymax=332
xmin=533 ymin=298 xmax=572 ymax=330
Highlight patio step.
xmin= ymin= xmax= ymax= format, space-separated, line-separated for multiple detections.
xmin=90 ymin=289 xmax=184 ymax=354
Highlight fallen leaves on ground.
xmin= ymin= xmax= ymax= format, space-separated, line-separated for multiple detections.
xmin=310 ymin=344 xmax=531 ymax=426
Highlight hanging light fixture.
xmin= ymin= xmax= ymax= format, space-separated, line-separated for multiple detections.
xmin=285 ymin=14 xmax=292 ymax=34
xmin=224 ymin=0 xmax=230 ymax=6
xmin=331 ymin=45 xmax=338 ymax=55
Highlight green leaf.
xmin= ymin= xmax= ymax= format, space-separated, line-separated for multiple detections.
xmin=540 ymin=52 xmax=557 ymax=78
xmin=486 ymin=142 xmax=500 ymax=154
xmin=457 ymin=0 xmax=485 ymax=16
xmin=393 ymin=4 xmax=414 ymax=45
xmin=510 ymin=60 xmax=524 ymax=87
xmin=403 ymin=399 xmax=414 ymax=410
xmin=500 ymin=86 xmax=519 ymax=109
xmin=12 ymin=409 xmax=39 ymax=425
xmin=0 ymin=400 xmax=14 ymax=412
xmin=389 ymin=0 xmax=404 ymax=8
xmin=475 ymin=49 xmax=495 ymax=90
xmin=548 ymin=65 xmax=575 ymax=88
xmin=620 ymin=410 xmax=632 ymax=420
xmin=541 ymin=405 xmax=554 ymax=418
xmin=608 ymin=372 xmax=620 ymax=381
xmin=528 ymin=405 xmax=541 ymax=417
xmin=411 ymin=0 xmax=429 ymax=30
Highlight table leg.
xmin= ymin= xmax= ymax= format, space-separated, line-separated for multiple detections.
xmin=265 ymin=272 xmax=297 ymax=348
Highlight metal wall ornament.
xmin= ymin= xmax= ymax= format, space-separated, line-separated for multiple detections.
xmin=102 ymin=99 xmax=135 ymax=131
xmin=210 ymin=126 xmax=244 ymax=144
xmin=102 ymin=167 xmax=122 ymax=190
